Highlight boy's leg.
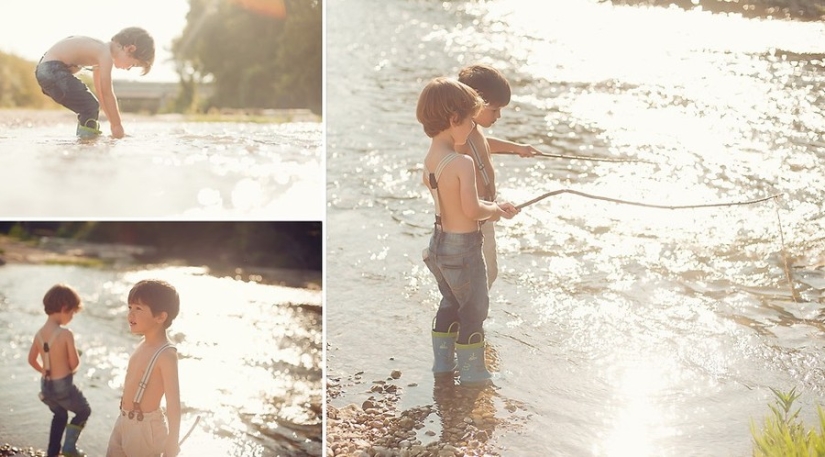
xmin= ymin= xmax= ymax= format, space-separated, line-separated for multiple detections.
xmin=67 ymin=384 xmax=92 ymax=426
xmin=34 ymin=62 xmax=100 ymax=135
xmin=106 ymin=415 xmax=127 ymax=457
xmin=481 ymin=222 xmax=497 ymax=289
xmin=46 ymin=405 xmax=69 ymax=457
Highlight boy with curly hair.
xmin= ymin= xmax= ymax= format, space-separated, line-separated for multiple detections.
xmin=35 ymin=27 xmax=155 ymax=139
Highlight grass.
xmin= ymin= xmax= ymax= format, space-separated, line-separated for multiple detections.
xmin=751 ymin=387 xmax=825 ymax=457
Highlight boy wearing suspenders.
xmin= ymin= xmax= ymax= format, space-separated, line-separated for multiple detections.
xmin=106 ymin=280 xmax=181 ymax=457
xmin=417 ymin=77 xmax=520 ymax=385
xmin=455 ymin=64 xmax=539 ymax=289
xmin=28 ymin=284 xmax=92 ymax=457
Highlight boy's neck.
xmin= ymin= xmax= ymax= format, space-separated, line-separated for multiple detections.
xmin=141 ymin=328 xmax=169 ymax=345
xmin=431 ymin=131 xmax=458 ymax=154
xmin=45 ymin=314 xmax=63 ymax=327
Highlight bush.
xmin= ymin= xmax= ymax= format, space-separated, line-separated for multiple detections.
xmin=751 ymin=388 xmax=825 ymax=456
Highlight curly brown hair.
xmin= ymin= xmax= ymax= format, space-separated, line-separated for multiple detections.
xmin=43 ymin=284 xmax=82 ymax=315
xmin=112 ymin=27 xmax=155 ymax=76
xmin=416 ymin=77 xmax=483 ymax=138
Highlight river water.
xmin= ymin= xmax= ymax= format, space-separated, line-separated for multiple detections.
xmin=0 ymin=112 xmax=323 ymax=219
xmin=0 ymin=263 xmax=322 ymax=456
xmin=326 ymin=0 xmax=825 ymax=455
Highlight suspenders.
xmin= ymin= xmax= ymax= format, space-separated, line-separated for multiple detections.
xmin=467 ymin=137 xmax=494 ymax=201
xmin=37 ymin=329 xmax=63 ymax=380
xmin=123 ymin=343 xmax=174 ymax=421
xmin=428 ymin=152 xmax=460 ymax=229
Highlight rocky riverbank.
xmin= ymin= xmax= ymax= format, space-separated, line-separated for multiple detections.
xmin=0 ymin=444 xmax=44 ymax=457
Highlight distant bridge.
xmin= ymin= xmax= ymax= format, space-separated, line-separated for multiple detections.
xmin=112 ymin=80 xmax=212 ymax=113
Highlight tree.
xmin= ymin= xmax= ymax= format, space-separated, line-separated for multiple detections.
xmin=171 ymin=0 xmax=322 ymax=114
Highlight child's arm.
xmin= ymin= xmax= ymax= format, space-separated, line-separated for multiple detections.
xmin=65 ymin=331 xmax=81 ymax=373
xmin=457 ymin=157 xmax=512 ymax=220
xmin=93 ymin=62 xmax=125 ymax=138
xmin=487 ymin=137 xmax=538 ymax=158
xmin=27 ymin=338 xmax=44 ymax=374
xmin=159 ymin=350 xmax=181 ymax=457
xmin=93 ymin=69 xmax=114 ymax=127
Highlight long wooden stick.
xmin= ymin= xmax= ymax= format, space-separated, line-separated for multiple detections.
xmin=499 ymin=150 xmax=656 ymax=164
xmin=179 ymin=415 xmax=201 ymax=446
xmin=516 ymin=188 xmax=780 ymax=210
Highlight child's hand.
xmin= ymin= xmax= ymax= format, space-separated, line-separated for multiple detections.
xmin=111 ymin=124 xmax=125 ymax=139
xmin=497 ymin=202 xmax=520 ymax=219
xmin=516 ymin=144 xmax=539 ymax=158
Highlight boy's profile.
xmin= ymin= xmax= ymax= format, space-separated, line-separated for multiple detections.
xmin=106 ymin=279 xmax=181 ymax=457
xmin=456 ymin=64 xmax=538 ymax=289
xmin=27 ymin=284 xmax=92 ymax=457
xmin=417 ymin=77 xmax=519 ymax=385
xmin=35 ymin=27 xmax=155 ymax=139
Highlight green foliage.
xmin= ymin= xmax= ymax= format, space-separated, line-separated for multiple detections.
xmin=751 ymin=388 xmax=825 ymax=457
xmin=0 ymin=51 xmax=59 ymax=109
xmin=172 ymin=0 xmax=322 ymax=114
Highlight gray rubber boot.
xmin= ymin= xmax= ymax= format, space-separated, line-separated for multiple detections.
xmin=432 ymin=322 xmax=459 ymax=375
xmin=61 ymin=424 xmax=86 ymax=457
xmin=455 ymin=332 xmax=493 ymax=385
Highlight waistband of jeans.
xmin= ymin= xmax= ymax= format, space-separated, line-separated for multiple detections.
xmin=432 ymin=228 xmax=482 ymax=244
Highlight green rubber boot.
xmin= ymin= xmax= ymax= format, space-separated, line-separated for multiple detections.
xmin=432 ymin=322 xmax=459 ymax=375
xmin=62 ymin=424 xmax=87 ymax=457
xmin=455 ymin=332 xmax=493 ymax=385
xmin=76 ymin=119 xmax=102 ymax=139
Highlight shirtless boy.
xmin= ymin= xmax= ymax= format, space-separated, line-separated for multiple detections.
xmin=456 ymin=64 xmax=539 ymax=289
xmin=106 ymin=280 xmax=180 ymax=457
xmin=35 ymin=27 xmax=155 ymax=139
xmin=28 ymin=284 xmax=92 ymax=457
xmin=417 ymin=77 xmax=520 ymax=384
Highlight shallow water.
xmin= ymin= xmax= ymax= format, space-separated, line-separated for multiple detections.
xmin=0 ymin=112 xmax=323 ymax=219
xmin=326 ymin=0 xmax=825 ymax=455
xmin=0 ymin=263 xmax=322 ymax=456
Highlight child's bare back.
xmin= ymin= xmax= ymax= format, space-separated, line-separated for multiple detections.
xmin=42 ymin=36 xmax=117 ymax=73
xmin=30 ymin=323 xmax=79 ymax=380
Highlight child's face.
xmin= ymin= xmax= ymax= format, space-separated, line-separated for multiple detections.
xmin=113 ymin=44 xmax=142 ymax=71
xmin=127 ymin=300 xmax=164 ymax=334
xmin=474 ymin=104 xmax=505 ymax=128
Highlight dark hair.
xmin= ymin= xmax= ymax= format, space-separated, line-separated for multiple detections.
xmin=416 ymin=77 xmax=484 ymax=138
xmin=458 ymin=64 xmax=511 ymax=107
xmin=128 ymin=280 xmax=179 ymax=329
xmin=43 ymin=284 xmax=82 ymax=315
xmin=112 ymin=27 xmax=155 ymax=76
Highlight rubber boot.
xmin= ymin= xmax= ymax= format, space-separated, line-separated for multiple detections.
xmin=455 ymin=332 xmax=493 ymax=385
xmin=432 ymin=322 xmax=458 ymax=375
xmin=76 ymin=119 xmax=102 ymax=139
xmin=61 ymin=424 xmax=86 ymax=457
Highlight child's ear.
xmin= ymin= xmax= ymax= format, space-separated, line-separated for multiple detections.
xmin=156 ymin=311 xmax=168 ymax=325
xmin=450 ymin=113 xmax=461 ymax=127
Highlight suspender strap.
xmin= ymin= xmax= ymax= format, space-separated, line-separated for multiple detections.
xmin=467 ymin=138 xmax=494 ymax=200
xmin=428 ymin=153 xmax=461 ymax=227
xmin=37 ymin=329 xmax=62 ymax=379
xmin=133 ymin=343 xmax=174 ymax=406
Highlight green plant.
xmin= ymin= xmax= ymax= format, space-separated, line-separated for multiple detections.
xmin=751 ymin=387 xmax=825 ymax=456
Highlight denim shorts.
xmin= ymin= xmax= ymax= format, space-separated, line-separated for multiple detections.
xmin=424 ymin=228 xmax=489 ymax=341
xmin=40 ymin=374 xmax=91 ymax=418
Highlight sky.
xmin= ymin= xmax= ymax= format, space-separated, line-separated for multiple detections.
xmin=0 ymin=0 xmax=190 ymax=82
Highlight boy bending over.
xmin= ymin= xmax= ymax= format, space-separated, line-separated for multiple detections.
xmin=35 ymin=27 xmax=155 ymax=139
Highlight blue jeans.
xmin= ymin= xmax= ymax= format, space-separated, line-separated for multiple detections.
xmin=40 ymin=374 xmax=91 ymax=457
xmin=35 ymin=60 xmax=100 ymax=128
xmin=423 ymin=228 xmax=489 ymax=344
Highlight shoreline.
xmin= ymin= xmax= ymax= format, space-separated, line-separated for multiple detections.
xmin=0 ymin=235 xmax=322 ymax=291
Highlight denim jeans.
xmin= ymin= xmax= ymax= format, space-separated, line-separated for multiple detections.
xmin=35 ymin=60 xmax=100 ymax=128
xmin=423 ymin=228 xmax=489 ymax=344
xmin=40 ymin=374 xmax=92 ymax=457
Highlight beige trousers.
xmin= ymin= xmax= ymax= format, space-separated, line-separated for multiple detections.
xmin=106 ymin=409 xmax=168 ymax=457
